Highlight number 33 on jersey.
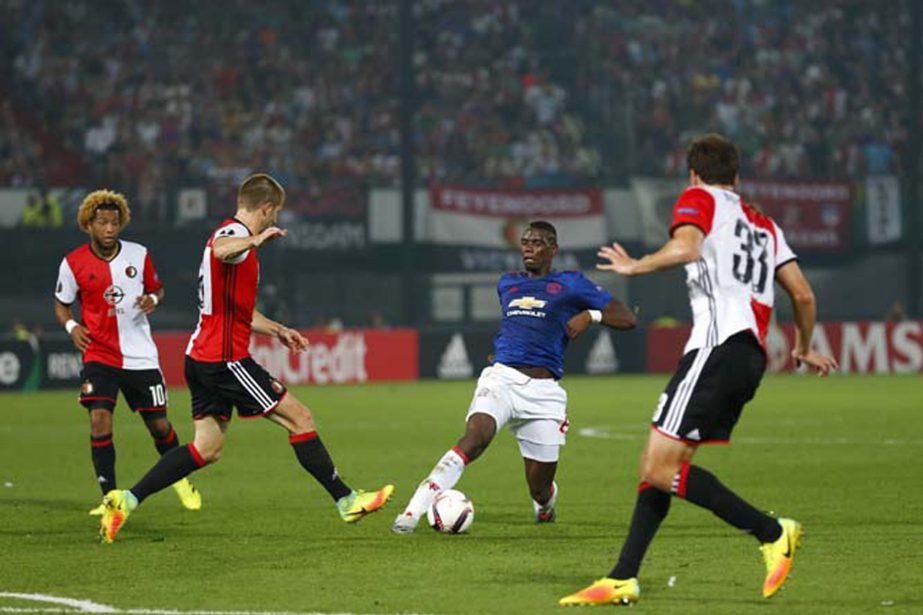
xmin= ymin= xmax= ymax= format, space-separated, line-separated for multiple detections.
xmin=670 ymin=186 xmax=797 ymax=355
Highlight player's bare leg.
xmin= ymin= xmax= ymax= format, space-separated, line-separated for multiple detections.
xmin=524 ymin=458 xmax=558 ymax=522
xmin=392 ymin=413 xmax=495 ymax=533
xmin=266 ymin=394 xmax=393 ymax=522
xmin=87 ymin=408 xmax=115 ymax=514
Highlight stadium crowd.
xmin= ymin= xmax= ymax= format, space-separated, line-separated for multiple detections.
xmin=0 ymin=0 xmax=910 ymax=217
xmin=572 ymin=0 xmax=908 ymax=179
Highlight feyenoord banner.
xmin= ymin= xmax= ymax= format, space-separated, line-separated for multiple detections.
xmin=630 ymin=179 xmax=853 ymax=252
xmin=428 ymin=185 xmax=607 ymax=249
xmin=739 ymin=180 xmax=852 ymax=251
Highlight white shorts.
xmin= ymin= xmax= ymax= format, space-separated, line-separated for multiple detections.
xmin=465 ymin=362 xmax=569 ymax=463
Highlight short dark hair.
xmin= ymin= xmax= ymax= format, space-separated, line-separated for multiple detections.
xmin=687 ymin=133 xmax=740 ymax=185
xmin=238 ymin=173 xmax=285 ymax=211
xmin=526 ymin=220 xmax=557 ymax=244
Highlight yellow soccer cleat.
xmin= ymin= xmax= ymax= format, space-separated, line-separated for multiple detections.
xmin=88 ymin=503 xmax=106 ymax=516
xmin=760 ymin=518 xmax=804 ymax=598
xmin=172 ymin=478 xmax=202 ymax=511
xmin=98 ymin=490 xmax=135 ymax=544
xmin=559 ymin=577 xmax=640 ymax=606
xmin=338 ymin=484 xmax=395 ymax=523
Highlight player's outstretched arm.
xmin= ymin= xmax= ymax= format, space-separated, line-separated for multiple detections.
xmin=54 ymin=299 xmax=91 ymax=351
xmin=775 ymin=261 xmax=838 ymax=376
xmin=565 ymin=298 xmax=637 ymax=339
xmin=597 ymin=226 xmax=703 ymax=277
xmin=213 ymin=227 xmax=287 ymax=263
xmin=601 ymin=298 xmax=637 ymax=330
xmin=252 ymin=309 xmax=309 ymax=353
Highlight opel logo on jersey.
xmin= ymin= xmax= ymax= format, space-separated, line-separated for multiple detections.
xmin=509 ymin=296 xmax=547 ymax=310
xmin=125 ymin=265 xmax=137 ymax=278
xmin=103 ymin=285 xmax=125 ymax=306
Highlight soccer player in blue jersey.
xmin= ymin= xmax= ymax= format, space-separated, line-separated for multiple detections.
xmin=392 ymin=221 xmax=637 ymax=533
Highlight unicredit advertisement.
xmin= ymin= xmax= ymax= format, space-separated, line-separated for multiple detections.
xmin=155 ymin=329 xmax=418 ymax=386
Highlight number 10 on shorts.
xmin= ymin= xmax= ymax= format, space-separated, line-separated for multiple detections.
xmin=149 ymin=384 xmax=167 ymax=406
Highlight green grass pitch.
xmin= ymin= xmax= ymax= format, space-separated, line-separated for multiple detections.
xmin=1 ymin=375 xmax=921 ymax=614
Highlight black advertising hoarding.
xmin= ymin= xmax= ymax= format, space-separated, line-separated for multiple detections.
xmin=39 ymin=338 xmax=84 ymax=390
xmin=0 ymin=340 xmax=40 ymax=391
xmin=417 ymin=326 xmax=645 ymax=380
xmin=0 ymin=336 xmax=83 ymax=391
xmin=418 ymin=328 xmax=496 ymax=380
xmin=280 ymin=184 xmax=368 ymax=251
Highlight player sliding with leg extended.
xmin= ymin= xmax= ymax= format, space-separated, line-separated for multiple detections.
xmin=392 ymin=221 xmax=636 ymax=533
xmin=98 ymin=174 xmax=393 ymax=543
xmin=560 ymin=134 xmax=838 ymax=606
xmin=54 ymin=190 xmax=201 ymax=515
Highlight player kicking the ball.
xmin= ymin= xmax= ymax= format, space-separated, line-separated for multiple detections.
xmin=560 ymin=134 xmax=838 ymax=606
xmin=392 ymin=221 xmax=636 ymax=534
xmin=54 ymin=190 xmax=201 ymax=514
xmin=98 ymin=174 xmax=393 ymax=543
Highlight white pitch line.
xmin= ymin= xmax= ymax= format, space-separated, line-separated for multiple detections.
xmin=0 ymin=594 xmax=432 ymax=615
xmin=0 ymin=594 xmax=115 ymax=613
xmin=577 ymin=427 xmax=923 ymax=446
xmin=0 ymin=610 xmax=375 ymax=615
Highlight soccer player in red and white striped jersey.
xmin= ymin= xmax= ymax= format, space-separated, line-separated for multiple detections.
xmin=562 ymin=134 xmax=838 ymax=605
xmin=97 ymin=174 xmax=393 ymax=543
xmin=54 ymin=190 xmax=200 ymax=513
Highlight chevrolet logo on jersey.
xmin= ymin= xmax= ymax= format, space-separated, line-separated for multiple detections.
xmin=509 ymin=296 xmax=547 ymax=310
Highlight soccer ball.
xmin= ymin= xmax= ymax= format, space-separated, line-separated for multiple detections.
xmin=427 ymin=489 xmax=475 ymax=534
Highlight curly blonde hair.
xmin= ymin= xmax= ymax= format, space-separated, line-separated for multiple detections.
xmin=77 ymin=189 xmax=131 ymax=230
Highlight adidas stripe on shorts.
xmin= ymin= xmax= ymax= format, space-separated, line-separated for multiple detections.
xmin=185 ymin=355 xmax=287 ymax=420
xmin=651 ymin=331 xmax=765 ymax=444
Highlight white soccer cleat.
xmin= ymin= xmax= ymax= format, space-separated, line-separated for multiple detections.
xmin=391 ymin=510 xmax=422 ymax=534
xmin=533 ymin=481 xmax=558 ymax=523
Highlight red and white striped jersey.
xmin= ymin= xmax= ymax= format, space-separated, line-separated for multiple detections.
xmin=186 ymin=218 xmax=260 ymax=362
xmin=55 ymin=241 xmax=162 ymax=369
xmin=670 ymin=186 xmax=797 ymax=354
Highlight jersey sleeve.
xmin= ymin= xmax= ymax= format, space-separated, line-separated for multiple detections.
xmin=571 ymin=273 xmax=613 ymax=310
xmin=213 ymin=222 xmax=252 ymax=265
xmin=55 ymin=258 xmax=78 ymax=305
xmin=773 ymin=221 xmax=797 ymax=269
xmin=142 ymin=251 xmax=163 ymax=294
xmin=670 ymin=187 xmax=716 ymax=236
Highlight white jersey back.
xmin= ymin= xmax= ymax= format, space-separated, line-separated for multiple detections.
xmin=669 ymin=186 xmax=797 ymax=354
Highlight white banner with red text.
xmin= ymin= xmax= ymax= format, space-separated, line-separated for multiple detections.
xmin=427 ymin=185 xmax=607 ymax=249
xmin=646 ymin=321 xmax=923 ymax=374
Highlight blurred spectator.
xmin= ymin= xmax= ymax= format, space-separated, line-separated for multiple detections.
xmin=368 ymin=310 xmax=389 ymax=329
xmin=0 ymin=0 xmax=910 ymax=204
xmin=886 ymin=301 xmax=908 ymax=322
xmin=20 ymin=188 xmax=62 ymax=228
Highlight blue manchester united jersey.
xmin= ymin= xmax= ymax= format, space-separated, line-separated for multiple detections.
xmin=493 ymin=270 xmax=613 ymax=379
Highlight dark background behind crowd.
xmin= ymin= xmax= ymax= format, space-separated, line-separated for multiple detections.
xmin=0 ymin=0 xmax=919 ymax=331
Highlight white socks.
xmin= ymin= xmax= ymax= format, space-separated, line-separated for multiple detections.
xmin=397 ymin=447 xmax=468 ymax=524
xmin=532 ymin=480 xmax=558 ymax=521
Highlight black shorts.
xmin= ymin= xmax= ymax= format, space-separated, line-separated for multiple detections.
xmin=185 ymin=356 xmax=287 ymax=421
xmin=651 ymin=331 xmax=766 ymax=444
xmin=79 ymin=361 xmax=168 ymax=417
